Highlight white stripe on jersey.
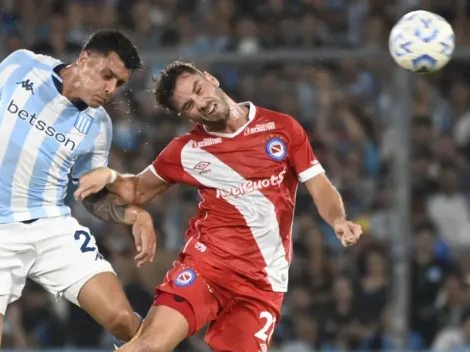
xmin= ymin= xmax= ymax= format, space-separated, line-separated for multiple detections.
xmin=180 ymin=141 xmax=290 ymax=292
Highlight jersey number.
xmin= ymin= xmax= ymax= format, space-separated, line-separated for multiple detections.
xmin=254 ymin=311 xmax=276 ymax=342
xmin=74 ymin=230 xmax=96 ymax=253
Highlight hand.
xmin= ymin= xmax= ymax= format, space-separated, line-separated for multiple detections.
xmin=74 ymin=167 xmax=114 ymax=200
xmin=132 ymin=212 xmax=157 ymax=267
xmin=334 ymin=219 xmax=363 ymax=247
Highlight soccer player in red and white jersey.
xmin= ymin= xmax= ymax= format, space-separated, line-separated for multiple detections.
xmin=74 ymin=61 xmax=363 ymax=352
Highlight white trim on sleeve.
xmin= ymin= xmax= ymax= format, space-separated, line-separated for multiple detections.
xmin=298 ymin=163 xmax=325 ymax=183
xmin=147 ymin=165 xmax=169 ymax=183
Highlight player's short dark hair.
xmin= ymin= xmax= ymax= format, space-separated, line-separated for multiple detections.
xmin=83 ymin=29 xmax=142 ymax=71
xmin=154 ymin=61 xmax=202 ymax=111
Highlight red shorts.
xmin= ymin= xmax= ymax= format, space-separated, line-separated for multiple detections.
xmin=153 ymin=260 xmax=284 ymax=352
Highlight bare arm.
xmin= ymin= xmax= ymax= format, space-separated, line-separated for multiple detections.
xmin=82 ymin=187 xmax=148 ymax=225
xmin=107 ymin=167 xmax=170 ymax=206
xmin=304 ymin=173 xmax=362 ymax=247
xmin=76 ymin=167 xmax=162 ymax=266
xmin=304 ymin=173 xmax=346 ymax=227
xmin=74 ymin=166 xmax=170 ymax=206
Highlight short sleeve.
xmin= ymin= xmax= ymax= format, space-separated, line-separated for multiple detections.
xmin=287 ymin=117 xmax=325 ymax=183
xmin=149 ymin=138 xmax=185 ymax=184
xmin=71 ymin=113 xmax=112 ymax=183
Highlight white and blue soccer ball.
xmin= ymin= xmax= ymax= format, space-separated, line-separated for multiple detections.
xmin=389 ymin=10 xmax=455 ymax=73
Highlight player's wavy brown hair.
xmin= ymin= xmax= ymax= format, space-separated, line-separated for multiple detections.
xmin=154 ymin=61 xmax=202 ymax=111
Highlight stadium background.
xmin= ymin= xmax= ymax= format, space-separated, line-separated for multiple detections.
xmin=3 ymin=0 xmax=470 ymax=351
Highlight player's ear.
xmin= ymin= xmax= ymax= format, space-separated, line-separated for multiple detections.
xmin=77 ymin=51 xmax=89 ymax=67
xmin=203 ymin=71 xmax=219 ymax=87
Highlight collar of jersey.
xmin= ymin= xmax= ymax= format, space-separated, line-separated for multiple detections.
xmin=52 ymin=63 xmax=89 ymax=112
xmin=202 ymin=101 xmax=256 ymax=138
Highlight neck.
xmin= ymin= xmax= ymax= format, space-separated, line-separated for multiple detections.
xmin=59 ymin=63 xmax=82 ymax=103
xmin=205 ymin=99 xmax=250 ymax=134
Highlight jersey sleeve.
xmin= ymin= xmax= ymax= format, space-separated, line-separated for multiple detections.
xmin=71 ymin=113 xmax=112 ymax=183
xmin=149 ymin=138 xmax=185 ymax=184
xmin=287 ymin=117 xmax=325 ymax=183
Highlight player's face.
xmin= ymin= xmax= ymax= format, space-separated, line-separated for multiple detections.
xmin=76 ymin=51 xmax=130 ymax=108
xmin=171 ymin=72 xmax=230 ymax=128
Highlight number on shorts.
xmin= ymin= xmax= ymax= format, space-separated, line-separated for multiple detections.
xmin=254 ymin=311 xmax=276 ymax=342
xmin=74 ymin=230 xmax=96 ymax=253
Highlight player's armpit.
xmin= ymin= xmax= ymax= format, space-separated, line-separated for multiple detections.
xmin=304 ymin=173 xmax=346 ymax=227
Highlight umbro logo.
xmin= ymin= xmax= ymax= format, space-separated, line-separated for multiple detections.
xmin=17 ymin=79 xmax=34 ymax=94
xmin=193 ymin=161 xmax=211 ymax=175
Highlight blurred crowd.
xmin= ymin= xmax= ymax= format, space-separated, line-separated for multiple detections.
xmin=4 ymin=0 xmax=470 ymax=351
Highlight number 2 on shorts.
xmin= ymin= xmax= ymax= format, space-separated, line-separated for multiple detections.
xmin=74 ymin=230 xmax=96 ymax=253
xmin=254 ymin=311 xmax=276 ymax=342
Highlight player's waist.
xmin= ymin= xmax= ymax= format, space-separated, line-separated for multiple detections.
xmin=181 ymin=236 xmax=290 ymax=292
xmin=0 ymin=205 xmax=70 ymax=224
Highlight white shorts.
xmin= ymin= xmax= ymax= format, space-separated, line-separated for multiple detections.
xmin=0 ymin=215 xmax=114 ymax=315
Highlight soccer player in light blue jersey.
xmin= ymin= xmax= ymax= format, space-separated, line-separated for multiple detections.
xmin=0 ymin=30 xmax=156 ymax=347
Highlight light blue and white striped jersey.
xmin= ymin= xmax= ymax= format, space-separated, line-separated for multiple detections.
xmin=0 ymin=49 xmax=112 ymax=223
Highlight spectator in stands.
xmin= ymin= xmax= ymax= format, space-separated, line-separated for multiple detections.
xmin=410 ymin=222 xmax=455 ymax=346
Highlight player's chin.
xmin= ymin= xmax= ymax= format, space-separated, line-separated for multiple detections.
xmin=202 ymin=115 xmax=225 ymax=123
xmin=88 ymin=102 xmax=102 ymax=108
xmin=89 ymin=97 xmax=107 ymax=108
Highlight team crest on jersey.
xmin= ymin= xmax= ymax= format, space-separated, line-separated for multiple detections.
xmin=74 ymin=113 xmax=94 ymax=135
xmin=174 ymin=269 xmax=196 ymax=287
xmin=265 ymin=137 xmax=287 ymax=161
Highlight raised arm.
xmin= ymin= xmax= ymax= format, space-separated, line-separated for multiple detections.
xmin=74 ymin=166 xmax=170 ymax=206
xmin=286 ymin=115 xmax=362 ymax=247
xmin=75 ymin=137 xmax=182 ymax=205
xmin=108 ymin=168 xmax=170 ymax=205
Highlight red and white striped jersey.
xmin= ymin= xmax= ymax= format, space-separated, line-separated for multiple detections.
xmin=150 ymin=102 xmax=324 ymax=292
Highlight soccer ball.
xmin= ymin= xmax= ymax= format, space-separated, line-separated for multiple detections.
xmin=389 ymin=10 xmax=455 ymax=73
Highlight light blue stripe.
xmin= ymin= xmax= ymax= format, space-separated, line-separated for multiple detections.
xmin=0 ymin=78 xmax=54 ymax=222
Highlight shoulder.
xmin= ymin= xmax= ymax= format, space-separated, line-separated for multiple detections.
xmin=155 ymin=133 xmax=201 ymax=164
xmin=4 ymin=49 xmax=62 ymax=70
xmin=171 ymin=125 xmax=210 ymax=149
xmin=255 ymin=105 xmax=307 ymax=144
xmin=255 ymin=105 xmax=301 ymax=131
xmin=165 ymin=133 xmax=195 ymax=152
xmin=255 ymin=105 xmax=295 ymax=123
